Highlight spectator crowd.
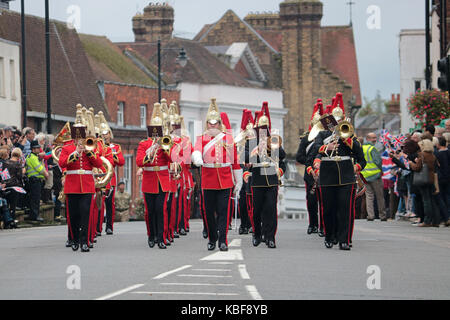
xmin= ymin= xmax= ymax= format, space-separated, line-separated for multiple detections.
xmin=356 ymin=120 xmax=450 ymax=228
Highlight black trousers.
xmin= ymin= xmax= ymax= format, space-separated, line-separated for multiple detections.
xmin=29 ymin=177 xmax=43 ymax=220
xmin=251 ymin=186 xmax=278 ymax=242
xmin=203 ymin=188 xmax=232 ymax=245
xmin=105 ymin=187 xmax=115 ymax=231
xmin=144 ymin=186 xmax=167 ymax=243
xmin=5 ymin=191 xmax=18 ymax=220
xmin=238 ymin=188 xmax=251 ymax=229
xmin=305 ymin=180 xmax=319 ymax=228
xmin=67 ymin=194 xmax=93 ymax=245
xmin=319 ymin=184 xmax=356 ymax=244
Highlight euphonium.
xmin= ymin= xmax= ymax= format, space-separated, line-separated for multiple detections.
xmin=51 ymin=146 xmax=62 ymax=163
xmin=336 ymin=119 xmax=354 ymax=140
xmin=95 ymin=156 xmax=114 ymax=189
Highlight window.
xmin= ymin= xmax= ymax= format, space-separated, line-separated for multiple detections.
xmin=0 ymin=57 xmax=5 ymax=97
xmin=10 ymin=59 xmax=16 ymax=100
xmin=414 ymin=80 xmax=421 ymax=92
xmin=123 ymin=154 xmax=133 ymax=194
xmin=188 ymin=121 xmax=194 ymax=142
xmin=140 ymin=104 xmax=147 ymax=128
xmin=117 ymin=102 xmax=124 ymax=126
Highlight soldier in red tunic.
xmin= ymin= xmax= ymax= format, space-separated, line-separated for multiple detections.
xmin=191 ymin=99 xmax=243 ymax=251
xmin=59 ymin=111 xmax=104 ymax=252
xmin=137 ymin=102 xmax=179 ymax=249
xmin=99 ymin=112 xmax=125 ymax=235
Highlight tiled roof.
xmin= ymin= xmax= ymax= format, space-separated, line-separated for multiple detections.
xmin=79 ymin=34 xmax=157 ymax=87
xmin=0 ymin=9 xmax=109 ymax=120
xmin=321 ymin=26 xmax=362 ymax=105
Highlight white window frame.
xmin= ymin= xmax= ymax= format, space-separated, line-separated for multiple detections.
xmin=0 ymin=57 xmax=5 ymax=98
xmin=117 ymin=101 xmax=124 ymax=126
xmin=140 ymin=104 xmax=147 ymax=128
xmin=9 ymin=59 xmax=16 ymax=100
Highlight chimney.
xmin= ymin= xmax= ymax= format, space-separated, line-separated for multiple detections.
xmin=387 ymin=93 xmax=400 ymax=114
xmin=133 ymin=2 xmax=174 ymax=43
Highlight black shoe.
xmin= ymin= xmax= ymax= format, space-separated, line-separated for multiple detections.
xmin=179 ymin=228 xmax=187 ymax=236
xmin=165 ymin=240 xmax=171 ymax=246
xmin=96 ymin=232 xmax=102 ymax=237
xmin=207 ymin=242 xmax=216 ymax=251
xmin=252 ymin=236 xmax=261 ymax=247
xmin=93 ymin=239 xmax=97 ymax=243
xmin=219 ymin=243 xmax=228 ymax=251
xmin=267 ymin=240 xmax=276 ymax=248
xmin=168 ymin=236 xmax=174 ymax=243
xmin=380 ymin=218 xmax=387 ymax=222
xmin=248 ymin=227 xmax=253 ymax=233
xmin=88 ymin=243 xmax=94 ymax=249
xmin=339 ymin=243 xmax=351 ymax=251
xmin=106 ymin=228 xmax=113 ymax=235
xmin=324 ymin=240 xmax=333 ymax=249
xmin=239 ymin=226 xmax=245 ymax=235
xmin=242 ymin=228 xmax=249 ymax=234
xmin=71 ymin=243 xmax=79 ymax=251
xmin=148 ymin=238 xmax=155 ymax=248
xmin=158 ymin=242 xmax=167 ymax=249
xmin=367 ymin=218 xmax=374 ymax=221
xmin=349 ymin=242 xmax=353 ymax=248
xmin=318 ymin=229 xmax=325 ymax=237
xmin=34 ymin=217 xmax=44 ymax=222
xmin=173 ymin=231 xmax=180 ymax=238
xmin=81 ymin=244 xmax=90 ymax=252
xmin=307 ymin=226 xmax=314 ymax=234
xmin=332 ymin=238 xmax=338 ymax=245
xmin=202 ymin=230 xmax=208 ymax=239
xmin=66 ymin=240 xmax=73 ymax=248
xmin=185 ymin=227 xmax=190 ymax=233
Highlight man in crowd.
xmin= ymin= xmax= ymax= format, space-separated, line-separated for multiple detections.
xmin=361 ymin=132 xmax=386 ymax=221
xmin=115 ymin=181 xmax=131 ymax=222
xmin=25 ymin=140 xmax=48 ymax=222
xmin=22 ymin=128 xmax=36 ymax=158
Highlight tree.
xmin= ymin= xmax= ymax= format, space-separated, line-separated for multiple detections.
xmin=358 ymin=90 xmax=387 ymax=118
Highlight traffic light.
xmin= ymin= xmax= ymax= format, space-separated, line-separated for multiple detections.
xmin=437 ymin=56 xmax=450 ymax=91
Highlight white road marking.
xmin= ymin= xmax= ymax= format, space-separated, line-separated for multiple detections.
xmin=201 ymin=249 xmax=243 ymax=261
xmin=208 ymin=262 xmax=234 ymax=265
xmin=229 ymin=239 xmax=242 ymax=247
xmin=177 ymin=274 xmax=232 ymax=278
xmin=238 ymin=264 xmax=250 ymax=279
xmin=160 ymin=283 xmax=236 ymax=287
xmin=246 ymin=285 xmax=263 ymax=300
xmin=152 ymin=265 xmax=192 ymax=279
xmin=192 ymin=268 xmax=231 ymax=272
xmin=95 ymin=284 xmax=145 ymax=300
xmin=132 ymin=291 xmax=239 ymax=296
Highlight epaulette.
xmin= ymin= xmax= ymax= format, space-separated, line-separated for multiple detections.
xmin=299 ymin=132 xmax=309 ymax=139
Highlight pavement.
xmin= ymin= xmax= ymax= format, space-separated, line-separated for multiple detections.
xmin=0 ymin=218 xmax=449 ymax=300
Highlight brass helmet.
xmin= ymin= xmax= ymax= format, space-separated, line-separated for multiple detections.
xmin=150 ymin=103 xmax=164 ymax=126
xmin=205 ymin=98 xmax=221 ymax=126
xmin=169 ymin=102 xmax=181 ymax=126
xmin=256 ymin=102 xmax=271 ymax=131
xmin=98 ymin=111 xmax=113 ymax=139
xmin=331 ymin=92 xmax=345 ymax=122
xmin=94 ymin=114 xmax=101 ymax=137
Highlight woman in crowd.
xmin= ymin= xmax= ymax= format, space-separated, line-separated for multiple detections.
xmin=3 ymin=148 xmax=26 ymax=225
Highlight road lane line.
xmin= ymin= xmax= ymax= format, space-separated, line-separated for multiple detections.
xmin=229 ymin=239 xmax=242 ymax=247
xmin=208 ymin=262 xmax=234 ymax=265
xmin=238 ymin=264 xmax=250 ymax=279
xmin=132 ymin=291 xmax=239 ymax=296
xmin=246 ymin=285 xmax=263 ymax=300
xmin=192 ymin=268 xmax=231 ymax=272
xmin=177 ymin=274 xmax=232 ymax=278
xmin=200 ymin=249 xmax=243 ymax=261
xmin=95 ymin=284 xmax=145 ymax=300
xmin=153 ymin=265 xmax=192 ymax=279
xmin=161 ymin=283 xmax=236 ymax=287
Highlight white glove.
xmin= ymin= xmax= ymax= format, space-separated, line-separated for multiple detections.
xmin=191 ymin=150 xmax=204 ymax=167
xmin=233 ymin=169 xmax=243 ymax=198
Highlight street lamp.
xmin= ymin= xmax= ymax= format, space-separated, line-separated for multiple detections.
xmin=157 ymin=39 xmax=188 ymax=102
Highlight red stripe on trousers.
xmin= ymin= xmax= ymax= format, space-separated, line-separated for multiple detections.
xmin=143 ymin=194 xmax=150 ymax=237
xmin=224 ymin=189 xmax=232 ymax=246
xmin=65 ymin=197 xmax=73 ymax=241
xmin=348 ymin=184 xmax=355 ymax=244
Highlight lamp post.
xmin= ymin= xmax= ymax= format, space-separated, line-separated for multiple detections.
xmin=21 ymin=0 xmax=27 ymax=128
xmin=45 ymin=0 xmax=51 ymax=133
xmin=157 ymin=39 xmax=188 ymax=102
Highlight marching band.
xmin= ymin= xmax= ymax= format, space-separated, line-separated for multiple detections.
xmin=53 ymin=91 xmax=366 ymax=253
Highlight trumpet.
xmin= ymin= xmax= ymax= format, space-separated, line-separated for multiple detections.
xmin=268 ymin=134 xmax=282 ymax=149
xmin=158 ymin=135 xmax=173 ymax=154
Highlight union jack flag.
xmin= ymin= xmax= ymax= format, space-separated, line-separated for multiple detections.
xmin=392 ymin=134 xmax=407 ymax=151
xmin=379 ymin=129 xmax=393 ymax=150
xmin=0 ymin=168 xmax=11 ymax=181
xmin=6 ymin=186 xmax=26 ymax=194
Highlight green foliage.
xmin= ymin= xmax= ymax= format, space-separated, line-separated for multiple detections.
xmin=407 ymin=89 xmax=450 ymax=127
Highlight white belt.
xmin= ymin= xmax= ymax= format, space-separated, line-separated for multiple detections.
xmin=203 ymin=163 xmax=231 ymax=168
xmin=321 ymin=156 xmax=351 ymax=161
xmin=253 ymin=162 xmax=276 ymax=168
xmin=66 ymin=170 xmax=93 ymax=175
xmin=143 ymin=166 xmax=168 ymax=172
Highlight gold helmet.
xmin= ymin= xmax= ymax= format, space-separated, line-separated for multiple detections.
xmin=205 ymin=98 xmax=221 ymax=125
xmin=169 ymin=102 xmax=181 ymax=126
xmin=150 ymin=103 xmax=164 ymax=126
xmin=94 ymin=114 xmax=101 ymax=137
xmin=98 ymin=111 xmax=113 ymax=139
xmin=256 ymin=102 xmax=271 ymax=131
xmin=331 ymin=93 xmax=345 ymax=122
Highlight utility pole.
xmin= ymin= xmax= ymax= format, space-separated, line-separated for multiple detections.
xmin=425 ymin=0 xmax=431 ymax=90
xmin=21 ymin=0 xmax=27 ymax=128
xmin=45 ymin=0 xmax=52 ymax=133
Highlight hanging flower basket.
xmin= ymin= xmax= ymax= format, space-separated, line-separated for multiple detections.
xmin=407 ymin=89 xmax=450 ymax=127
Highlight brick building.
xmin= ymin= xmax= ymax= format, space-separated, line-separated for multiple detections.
xmin=194 ymin=0 xmax=361 ymax=156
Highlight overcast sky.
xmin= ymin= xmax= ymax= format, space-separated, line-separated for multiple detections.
xmin=9 ymin=0 xmax=426 ymax=104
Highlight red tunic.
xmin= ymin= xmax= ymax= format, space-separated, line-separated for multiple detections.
xmin=59 ymin=143 xmax=103 ymax=194
xmin=109 ymin=143 xmax=125 ymax=187
xmin=193 ymin=133 xmax=240 ymax=190
xmin=136 ymin=138 xmax=174 ymax=194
